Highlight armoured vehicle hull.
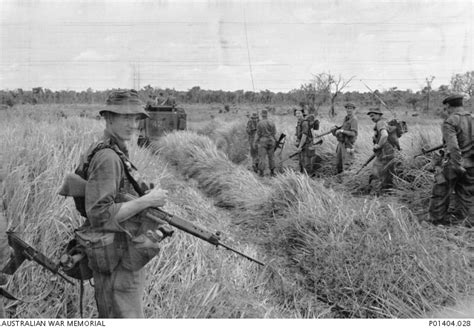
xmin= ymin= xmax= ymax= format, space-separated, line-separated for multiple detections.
xmin=138 ymin=105 xmax=187 ymax=147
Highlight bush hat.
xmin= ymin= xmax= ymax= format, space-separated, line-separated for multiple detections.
xmin=442 ymin=94 xmax=464 ymax=107
xmin=251 ymin=112 xmax=259 ymax=119
xmin=99 ymin=89 xmax=149 ymax=119
xmin=344 ymin=102 xmax=356 ymax=109
xmin=367 ymin=107 xmax=383 ymax=115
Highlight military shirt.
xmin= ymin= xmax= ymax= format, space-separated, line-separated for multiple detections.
xmin=84 ymin=131 xmax=139 ymax=233
xmin=246 ymin=118 xmax=258 ymax=136
xmin=256 ymin=119 xmax=276 ymax=140
xmin=299 ymin=120 xmax=313 ymax=147
xmin=340 ymin=115 xmax=358 ymax=148
xmin=374 ymin=120 xmax=394 ymax=159
xmin=443 ymin=108 xmax=474 ymax=168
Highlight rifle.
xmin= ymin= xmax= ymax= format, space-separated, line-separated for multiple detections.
xmin=2 ymin=231 xmax=74 ymax=285
xmin=58 ymin=174 xmax=265 ymax=267
xmin=356 ymin=153 xmax=376 ymax=175
xmin=277 ymin=140 xmax=323 ymax=166
xmin=414 ymin=144 xmax=444 ymax=158
xmin=314 ymin=125 xmax=341 ymax=139
xmin=274 ymin=133 xmax=287 ymax=152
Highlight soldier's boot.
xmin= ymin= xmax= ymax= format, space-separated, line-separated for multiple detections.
xmin=252 ymin=163 xmax=258 ymax=173
xmin=270 ymin=169 xmax=276 ymax=177
xmin=258 ymin=170 xmax=264 ymax=177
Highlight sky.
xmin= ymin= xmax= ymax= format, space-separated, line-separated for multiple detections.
xmin=0 ymin=0 xmax=473 ymax=92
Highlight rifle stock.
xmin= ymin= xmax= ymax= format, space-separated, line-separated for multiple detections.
xmin=2 ymin=232 xmax=74 ymax=285
xmin=58 ymin=173 xmax=265 ymax=267
xmin=274 ymin=133 xmax=287 ymax=151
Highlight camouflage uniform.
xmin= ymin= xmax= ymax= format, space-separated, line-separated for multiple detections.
xmin=246 ymin=114 xmax=259 ymax=172
xmin=371 ymin=119 xmax=395 ymax=193
xmin=333 ymin=115 xmax=358 ymax=173
xmin=255 ymin=113 xmax=277 ymax=176
xmin=429 ymin=97 xmax=474 ymax=226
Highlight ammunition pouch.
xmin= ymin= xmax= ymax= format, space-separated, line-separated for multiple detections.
xmin=121 ymin=233 xmax=161 ymax=272
xmin=75 ymin=230 xmax=122 ymax=275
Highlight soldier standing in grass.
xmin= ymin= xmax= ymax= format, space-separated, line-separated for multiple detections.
xmin=78 ymin=90 xmax=170 ymax=317
xmin=368 ymin=107 xmax=395 ymax=194
xmin=246 ymin=112 xmax=259 ymax=173
xmin=296 ymin=113 xmax=317 ymax=175
xmin=254 ymin=109 xmax=277 ymax=177
xmin=429 ymin=95 xmax=474 ymax=227
xmin=294 ymin=108 xmax=306 ymax=173
xmin=332 ymin=103 xmax=358 ymax=173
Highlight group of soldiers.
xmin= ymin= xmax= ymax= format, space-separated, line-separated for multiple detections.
xmin=1 ymin=91 xmax=473 ymax=319
xmin=246 ymin=94 xmax=473 ymax=227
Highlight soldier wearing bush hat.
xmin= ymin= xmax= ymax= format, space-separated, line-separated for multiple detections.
xmin=246 ymin=112 xmax=260 ymax=172
xmin=332 ymin=103 xmax=358 ymax=173
xmin=429 ymin=94 xmax=474 ymax=227
xmin=367 ymin=107 xmax=395 ymax=194
xmin=77 ymin=89 xmax=170 ymax=317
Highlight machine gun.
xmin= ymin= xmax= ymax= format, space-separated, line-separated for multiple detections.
xmin=58 ymin=174 xmax=265 ymax=267
xmin=2 ymin=231 xmax=74 ymax=285
xmin=414 ymin=144 xmax=444 ymax=158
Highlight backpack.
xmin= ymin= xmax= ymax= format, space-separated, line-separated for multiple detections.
xmin=387 ymin=119 xmax=408 ymax=150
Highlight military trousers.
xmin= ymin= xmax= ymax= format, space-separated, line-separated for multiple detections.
xmin=257 ymin=137 xmax=276 ymax=172
xmin=298 ymin=146 xmax=315 ymax=174
xmin=93 ymin=264 xmax=145 ymax=318
xmin=335 ymin=143 xmax=354 ymax=174
xmin=429 ymin=167 xmax=474 ymax=226
xmin=248 ymin=136 xmax=258 ymax=169
xmin=370 ymin=156 xmax=395 ymax=194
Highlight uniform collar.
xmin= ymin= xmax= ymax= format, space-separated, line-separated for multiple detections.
xmin=103 ymin=129 xmax=129 ymax=156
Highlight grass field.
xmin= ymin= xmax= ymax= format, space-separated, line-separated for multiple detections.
xmin=0 ymin=103 xmax=472 ymax=318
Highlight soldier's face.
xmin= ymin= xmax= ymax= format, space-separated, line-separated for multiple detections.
xmin=295 ymin=110 xmax=303 ymax=120
xmin=369 ymin=113 xmax=380 ymax=122
xmin=108 ymin=114 xmax=141 ymax=141
xmin=346 ymin=108 xmax=354 ymax=116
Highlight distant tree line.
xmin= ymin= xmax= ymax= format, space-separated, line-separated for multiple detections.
xmin=1 ymin=71 xmax=472 ymax=115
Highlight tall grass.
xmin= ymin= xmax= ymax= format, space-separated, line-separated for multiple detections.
xmin=156 ymin=125 xmax=473 ymax=318
xmin=0 ymin=108 xmax=285 ymax=318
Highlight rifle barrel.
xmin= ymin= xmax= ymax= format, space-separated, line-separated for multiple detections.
xmin=218 ymin=242 xmax=265 ymax=266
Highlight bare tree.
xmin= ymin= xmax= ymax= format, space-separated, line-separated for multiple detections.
xmin=425 ymin=76 xmax=435 ymax=112
xmin=451 ymin=71 xmax=474 ymax=97
xmin=311 ymin=73 xmax=354 ymax=117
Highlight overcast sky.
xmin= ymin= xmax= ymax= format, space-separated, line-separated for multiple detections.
xmin=0 ymin=0 xmax=472 ymax=92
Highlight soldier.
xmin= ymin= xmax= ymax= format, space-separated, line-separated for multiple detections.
xmin=429 ymin=95 xmax=474 ymax=227
xmin=246 ymin=113 xmax=260 ymax=172
xmin=367 ymin=107 xmax=395 ymax=194
xmin=294 ymin=108 xmax=306 ymax=172
xmin=254 ymin=109 xmax=277 ymax=177
xmin=296 ymin=113 xmax=317 ymax=175
xmin=79 ymin=89 xmax=169 ymax=317
xmin=332 ymin=103 xmax=358 ymax=173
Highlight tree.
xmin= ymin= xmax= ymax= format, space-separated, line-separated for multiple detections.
xmin=311 ymin=73 xmax=355 ymax=117
xmin=450 ymin=71 xmax=474 ymax=97
xmin=424 ymin=76 xmax=435 ymax=112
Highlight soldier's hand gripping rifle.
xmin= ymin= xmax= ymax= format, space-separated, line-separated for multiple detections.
xmin=274 ymin=133 xmax=286 ymax=151
xmin=58 ymin=174 xmax=265 ymax=267
xmin=2 ymin=231 xmax=74 ymax=285
xmin=314 ymin=125 xmax=342 ymax=139
xmin=277 ymin=139 xmax=323 ymax=166
xmin=413 ymin=144 xmax=444 ymax=158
